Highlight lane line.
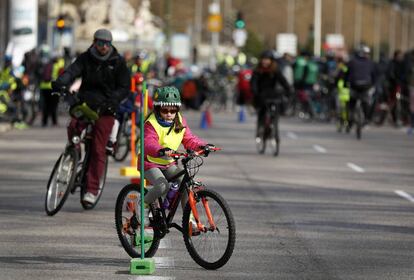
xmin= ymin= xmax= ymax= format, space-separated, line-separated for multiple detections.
xmin=395 ymin=190 xmax=414 ymax=203
xmin=347 ymin=162 xmax=365 ymax=173
xmin=133 ymin=277 xmax=175 ymax=280
xmin=313 ymin=144 xmax=327 ymax=153
xmin=287 ymin=132 xmax=298 ymax=139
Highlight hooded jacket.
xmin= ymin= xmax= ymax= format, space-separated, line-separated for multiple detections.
xmin=53 ymin=45 xmax=130 ymax=111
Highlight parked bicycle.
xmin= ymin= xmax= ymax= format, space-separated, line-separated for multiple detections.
xmin=256 ymin=99 xmax=281 ymax=156
xmin=45 ymin=91 xmax=108 ymax=216
xmin=115 ymin=146 xmax=236 ymax=270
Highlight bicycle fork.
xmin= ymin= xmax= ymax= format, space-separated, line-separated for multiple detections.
xmin=188 ymin=191 xmax=216 ymax=235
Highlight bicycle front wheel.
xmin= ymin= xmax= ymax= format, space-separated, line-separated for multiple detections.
xmin=182 ymin=188 xmax=236 ymax=270
xmin=115 ymin=184 xmax=160 ymax=258
xmin=81 ymin=156 xmax=108 ymax=210
xmin=45 ymin=149 xmax=78 ymax=216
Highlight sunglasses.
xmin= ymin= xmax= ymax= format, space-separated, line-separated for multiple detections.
xmin=96 ymin=40 xmax=111 ymax=47
xmin=160 ymin=108 xmax=178 ymax=114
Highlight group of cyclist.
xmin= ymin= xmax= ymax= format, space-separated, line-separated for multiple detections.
xmin=248 ymin=44 xmax=414 ymax=140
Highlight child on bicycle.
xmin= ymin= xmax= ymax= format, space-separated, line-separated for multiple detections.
xmin=139 ymin=86 xmax=213 ymax=217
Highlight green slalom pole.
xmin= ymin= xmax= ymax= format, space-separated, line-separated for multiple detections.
xmin=130 ymin=81 xmax=155 ymax=275
xmin=140 ymin=81 xmax=145 ymax=258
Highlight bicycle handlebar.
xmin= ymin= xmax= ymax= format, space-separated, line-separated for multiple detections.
xmin=170 ymin=146 xmax=221 ymax=160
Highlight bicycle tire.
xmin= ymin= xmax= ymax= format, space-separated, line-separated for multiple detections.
xmin=81 ymin=156 xmax=108 ymax=210
xmin=355 ymin=103 xmax=363 ymax=140
xmin=255 ymin=124 xmax=266 ymax=154
xmin=269 ymin=123 xmax=280 ymax=157
xmin=115 ymin=184 xmax=160 ymax=258
xmin=113 ymin=120 xmax=130 ymax=162
xmin=182 ymin=188 xmax=236 ymax=270
xmin=45 ymin=149 xmax=78 ymax=216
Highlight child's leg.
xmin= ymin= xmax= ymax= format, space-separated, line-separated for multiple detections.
xmin=163 ymin=165 xmax=186 ymax=210
xmin=109 ymin=119 xmax=120 ymax=143
xmin=144 ymin=168 xmax=169 ymax=204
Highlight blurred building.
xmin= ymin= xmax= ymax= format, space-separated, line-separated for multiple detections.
xmin=60 ymin=0 xmax=414 ymax=56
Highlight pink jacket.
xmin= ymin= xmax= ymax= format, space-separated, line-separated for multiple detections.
xmin=138 ymin=115 xmax=207 ymax=171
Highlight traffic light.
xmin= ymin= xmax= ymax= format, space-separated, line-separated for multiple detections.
xmin=235 ymin=11 xmax=245 ymax=29
xmin=56 ymin=15 xmax=65 ymax=32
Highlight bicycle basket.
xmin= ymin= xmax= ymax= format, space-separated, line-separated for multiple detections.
xmin=187 ymin=155 xmax=204 ymax=178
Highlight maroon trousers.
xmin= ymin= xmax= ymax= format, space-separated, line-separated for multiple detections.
xmin=67 ymin=115 xmax=114 ymax=195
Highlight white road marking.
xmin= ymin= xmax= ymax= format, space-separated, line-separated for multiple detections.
xmin=395 ymin=190 xmax=414 ymax=203
xmin=347 ymin=162 xmax=365 ymax=173
xmin=154 ymin=257 xmax=175 ymax=268
xmin=132 ymin=277 xmax=175 ymax=280
xmin=287 ymin=132 xmax=298 ymax=139
xmin=313 ymin=144 xmax=327 ymax=153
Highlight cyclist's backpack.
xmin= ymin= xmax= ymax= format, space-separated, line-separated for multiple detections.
xmin=41 ymin=62 xmax=53 ymax=82
xmin=182 ymin=79 xmax=197 ymax=100
xmin=294 ymin=56 xmax=307 ymax=82
xmin=304 ymin=61 xmax=319 ymax=85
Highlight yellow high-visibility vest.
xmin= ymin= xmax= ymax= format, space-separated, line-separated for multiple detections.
xmin=146 ymin=112 xmax=185 ymax=165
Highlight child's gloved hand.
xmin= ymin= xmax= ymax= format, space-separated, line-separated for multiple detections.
xmin=158 ymin=147 xmax=173 ymax=157
xmin=199 ymin=144 xmax=216 ymax=156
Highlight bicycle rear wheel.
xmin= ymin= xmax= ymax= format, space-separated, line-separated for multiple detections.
xmin=355 ymin=102 xmax=363 ymax=140
xmin=182 ymin=189 xmax=236 ymax=270
xmin=115 ymin=184 xmax=160 ymax=258
xmin=81 ymin=156 xmax=108 ymax=210
xmin=113 ymin=120 xmax=130 ymax=162
xmin=45 ymin=149 xmax=78 ymax=216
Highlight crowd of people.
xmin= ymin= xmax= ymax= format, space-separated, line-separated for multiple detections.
xmin=1 ymin=37 xmax=414 ymax=136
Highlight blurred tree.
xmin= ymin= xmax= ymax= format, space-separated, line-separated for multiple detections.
xmin=242 ymin=30 xmax=264 ymax=58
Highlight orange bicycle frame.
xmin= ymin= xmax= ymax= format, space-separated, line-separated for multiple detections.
xmin=188 ymin=190 xmax=216 ymax=231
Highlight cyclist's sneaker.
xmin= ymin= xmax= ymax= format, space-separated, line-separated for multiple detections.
xmin=189 ymin=213 xmax=200 ymax=236
xmin=82 ymin=192 xmax=97 ymax=205
xmin=13 ymin=121 xmax=28 ymax=130
xmin=105 ymin=141 xmax=115 ymax=155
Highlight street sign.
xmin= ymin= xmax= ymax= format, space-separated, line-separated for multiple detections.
xmin=276 ymin=33 xmax=297 ymax=56
xmin=171 ymin=33 xmax=190 ymax=59
xmin=233 ymin=29 xmax=247 ymax=47
xmin=207 ymin=14 xmax=222 ymax=33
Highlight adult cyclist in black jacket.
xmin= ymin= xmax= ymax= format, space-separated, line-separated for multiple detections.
xmin=250 ymin=50 xmax=291 ymax=139
xmin=346 ymin=45 xmax=376 ymax=131
xmin=52 ymin=29 xmax=130 ymax=205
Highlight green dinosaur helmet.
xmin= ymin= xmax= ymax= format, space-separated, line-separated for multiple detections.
xmin=153 ymin=86 xmax=181 ymax=107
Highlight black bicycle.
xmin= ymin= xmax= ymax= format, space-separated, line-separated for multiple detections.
xmin=115 ymin=147 xmax=236 ymax=270
xmin=45 ymin=93 xmax=108 ymax=216
xmin=256 ymin=99 xmax=281 ymax=156
xmin=112 ymin=112 xmax=139 ymax=162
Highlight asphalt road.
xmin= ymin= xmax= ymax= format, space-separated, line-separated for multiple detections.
xmin=0 ymin=111 xmax=413 ymax=280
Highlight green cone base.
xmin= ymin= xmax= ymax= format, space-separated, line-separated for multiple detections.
xmin=130 ymin=258 xmax=155 ymax=275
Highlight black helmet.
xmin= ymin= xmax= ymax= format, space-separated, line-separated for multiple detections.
xmin=260 ymin=50 xmax=275 ymax=60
